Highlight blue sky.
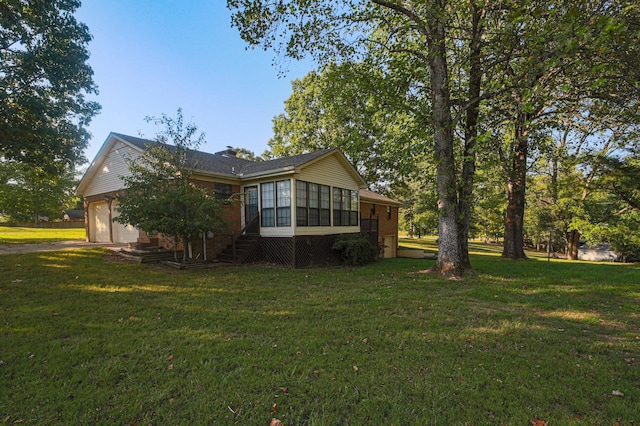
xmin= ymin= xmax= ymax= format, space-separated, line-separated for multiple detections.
xmin=76 ymin=1 xmax=314 ymax=163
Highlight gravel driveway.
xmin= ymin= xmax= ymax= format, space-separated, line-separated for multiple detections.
xmin=0 ymin=241 xmax=125 ymax=255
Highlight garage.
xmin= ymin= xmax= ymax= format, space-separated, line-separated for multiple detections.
xmin=89 ymin=201 xmax=111 ymax=243
xmin=88 ymin=200 xmax=138 ymax=243
xmin=111 ymin=200 xmax=139 ymax=243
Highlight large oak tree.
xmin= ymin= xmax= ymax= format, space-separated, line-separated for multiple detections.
xmin=228 ymin=0 xmax=501 ymax=277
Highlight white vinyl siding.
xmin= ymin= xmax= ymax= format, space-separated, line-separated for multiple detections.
xmin=297 ymin=154 xmax=360 ymax=189
xmin=83 ymin=142 xmax=141 ymax=197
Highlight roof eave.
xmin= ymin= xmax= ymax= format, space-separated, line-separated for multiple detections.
xmin=359 ymin=196 xmax=403 ymax=207
xmin=238 ymin=166 xmax=296 ymax=180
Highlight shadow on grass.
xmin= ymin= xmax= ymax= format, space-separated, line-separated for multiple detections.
xmin=1 ymin=248 xmax=639 ymax=424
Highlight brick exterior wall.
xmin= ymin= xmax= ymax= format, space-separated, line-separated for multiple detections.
xmin=360 ymin=201 xmax=399 ymax=258
xmin=84 ymin=182 xmax=242 ymax=260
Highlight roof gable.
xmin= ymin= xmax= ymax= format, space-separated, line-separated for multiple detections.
xmin=77 ymin=133 xmax=367 ymax=194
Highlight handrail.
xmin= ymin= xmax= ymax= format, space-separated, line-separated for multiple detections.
xmin=232 ymin=213 xmax=260 ymax=264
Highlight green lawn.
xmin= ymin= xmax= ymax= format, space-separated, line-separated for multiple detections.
xmin=1 ymin=248 xmax=638 ymax=425
xmin=399 ymin=236 xmax=566 ymax=261
xmin=0 ymin=226 xmax=85 ymax=244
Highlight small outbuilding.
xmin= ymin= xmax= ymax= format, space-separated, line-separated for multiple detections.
xmin=63 ymin=209 xmax=85 ymax=222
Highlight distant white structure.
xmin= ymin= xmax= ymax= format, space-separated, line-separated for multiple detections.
xmin=578 ymin=243 xmax=618 ymax=262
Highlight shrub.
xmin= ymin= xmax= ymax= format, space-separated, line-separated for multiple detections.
xmin=332 ymin=233 xmax=378 ymax=266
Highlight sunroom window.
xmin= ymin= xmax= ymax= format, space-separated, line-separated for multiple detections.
xmin=296 ymin=180 xmax=331 ymax=227
xmin=261 ymin=180 xmax=291 ymax=227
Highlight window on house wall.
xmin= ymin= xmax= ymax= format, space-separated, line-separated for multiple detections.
xmin=261 ymin=182 xmax=275 ymax=227
xmin=333 ymin=187 xmax=342 ymax=226
xmin=342 ymin=189 xmax=351 ymax=226
xmin=296 ymin=180 xmax=331 ymax=227
xmin=309 ymin=182 xmax=319 ymax=226
xmin=276 ymin=180 xmax=291 ymax=226
xmin=261 ymin=180 xmax=291 ymax=227
xmin=351 ymin=190 xmax=359 ymax=226
xmin=320 ymin=184 xmax=331 ymax=226
xmin=296 ymin=181 xmax=308 ymax=226
xmin=214 ymin=183 xmax=233 ymax=200
xmin=333 ymin=187 xmax=359 ymax=226
xmin=387 ymin=205 xmax=392 ymax=220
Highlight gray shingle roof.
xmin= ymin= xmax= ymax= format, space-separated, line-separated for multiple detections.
xmin=113 ymin=133 xmax=334 ymax=177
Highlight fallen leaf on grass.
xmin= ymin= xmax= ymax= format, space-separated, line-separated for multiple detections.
xmin=167 ymin=364 xmax=174 ymax=370
xmin=273 ymin=403 xmax=277 ymax=413
xmin=530 ymin=419 xmax=547 ymax=426
xmin=270 ymin=419 xmax=283 ymax=426
xmin=167 ymin=354 xmax=173 ymax=361
xmin=612 ymin=390 xmax=624 ymax=397
xmin=279 ymin=387 xmax=289 ymax=394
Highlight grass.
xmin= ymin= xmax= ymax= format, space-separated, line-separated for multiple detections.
xmin=0 ymin=226 xmax=85 ymax=244
xmin=1 ymin=248 xmax=639 ymax=425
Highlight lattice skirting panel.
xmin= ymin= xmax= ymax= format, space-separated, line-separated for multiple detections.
xmin=260 ymin=237 xmax=294 ymax=267
xmin=246 ymin=235 xmax=343 ymax=268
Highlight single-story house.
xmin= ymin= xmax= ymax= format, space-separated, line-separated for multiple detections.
xmin=76 ymin=133 xmax=401 ymax=266
xmin=63 ymin=209 xmax=85 ymax=222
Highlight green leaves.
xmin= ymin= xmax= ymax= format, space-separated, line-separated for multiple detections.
xmin=114 ymin=110 xmax=228 ymax=264
xmin=0 ymin=0 xmax=100 ymax=172
xmin=0 ymin=160 xmax=79 ymax=224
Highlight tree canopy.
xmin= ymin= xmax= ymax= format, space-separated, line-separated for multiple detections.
xmin=0 ymin=0 xmax=100 ymax=172
xmin=269 ymin=61 xmax=429 ymax=188
xmin=0 ymin=160 xmax=78 ymax=224
xmin=230 ymin=0 xmax=640 ymax=271
xmin=228 ymin=0 xmax=497 ymax=277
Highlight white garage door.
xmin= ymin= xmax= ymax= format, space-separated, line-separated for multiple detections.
xmin=89 ymin=201 xmax=111 ymax=243
xmin=111 ymin=201 xmax=138 ymax=243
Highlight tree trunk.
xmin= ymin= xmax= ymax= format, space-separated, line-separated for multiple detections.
xmin=566 ymin=229 xmax=580 ymax=260
xmin=428 ymin=14 xmax=462 ymax=278
xmin=457 ymin=3 xmax=484 ymax=273
xmin=173 ymin=235 xmax=179 ymax=262
xmin=502 ymin=112 xmax=528 ymax=260
xmin=182 ymin=237 xmax=188 ymax=265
